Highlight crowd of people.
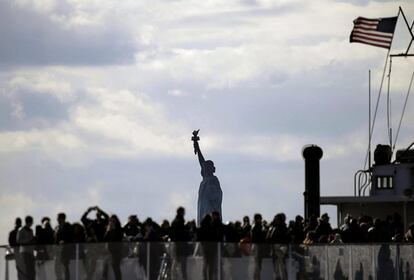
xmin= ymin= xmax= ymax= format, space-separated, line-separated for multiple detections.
xmin=7 ymin=206 xmax=414 ymax=280
xmin=10 ymin=207 xmax=414 ymax=248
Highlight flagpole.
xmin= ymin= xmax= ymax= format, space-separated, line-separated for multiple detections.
xmin=384 ymin=8 xmax=400 ymax=152
xmin=387 ymin=56 xmax=392 ymax=148
xmin=365 ymin=47 xmax=391 ymax=170
xmin=369 ymin=49 xmax=390 ymax=148
xmin=368 ymin=69 xmax=372 ymax=169
xmin=364 ymin=49 xmax=390 ymax=170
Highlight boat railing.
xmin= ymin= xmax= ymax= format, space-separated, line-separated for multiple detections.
xmin=1 ymin=242 xmax=413 ymax=280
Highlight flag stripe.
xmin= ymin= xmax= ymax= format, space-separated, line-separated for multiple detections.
xmin=351 ymin=34 xmax=392 ymax=44
xmin=351 ymin=38 xmax=391 ymax=49
xmin=355 ymin=21 xmax=379 ymax=27
xmin=358 ymin=19 xmax=379 ymax=24
xmin=352 ymin=29 xmax=393 ymax=39
xmin=350 ymin=16 xmax=397 ymax=49
xmin=354 ymin=24 xmax=378 ymax=30
xmin=357 ymin=17 xmax=380 ymax=22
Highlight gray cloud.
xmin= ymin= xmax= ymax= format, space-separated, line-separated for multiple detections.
xmin=174 ymin=3 xmax=304 ymax=26
xmin=155 ymin=63 xmax=368 ymax=139
xmin=0 ymin=1 xmax=136 ymax=67
xmin=0 ymin=94 xmax=69 ymax=131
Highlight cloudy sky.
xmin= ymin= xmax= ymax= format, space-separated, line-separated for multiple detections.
xmin=1 ymin=0 xmax=414 ymax=243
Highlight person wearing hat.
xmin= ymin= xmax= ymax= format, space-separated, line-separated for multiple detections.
xmin=192 ymin=131 xmax=223 ymax=226
xmin=315 ymin=213 xmax=333 ymax=242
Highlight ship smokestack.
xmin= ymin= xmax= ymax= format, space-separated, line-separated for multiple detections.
xmin=302 ymin=145 xmax=323 ymax=221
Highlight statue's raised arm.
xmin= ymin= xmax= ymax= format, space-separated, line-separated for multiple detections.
xmin=192 ymin=130 xmax=205 ymax=168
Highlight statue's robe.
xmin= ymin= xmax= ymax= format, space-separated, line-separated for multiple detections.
xmin=197 ymin=175 xmax=222 ymax=226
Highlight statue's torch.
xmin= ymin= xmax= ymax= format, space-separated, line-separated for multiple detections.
xmin=191 ymin=130 xmax=200 ymax=154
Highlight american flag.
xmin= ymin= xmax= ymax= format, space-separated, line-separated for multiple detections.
xmin=350 ymin=16 xmax=398 ymax=49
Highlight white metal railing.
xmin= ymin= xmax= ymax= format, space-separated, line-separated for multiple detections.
xmin=1 ymin=242 xmax=413 ymax=279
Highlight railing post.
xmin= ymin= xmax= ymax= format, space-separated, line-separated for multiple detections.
xmin=349 ymin=245 xmax=353 ymax=280
xmin=217 ymin=243 xmax=221 ymax=280
xmin=75 ymin=243 xmax=79 ymax=280
xmin=396 ymin=244 xmax=400 ymax=280
xmin=147 ymin=243 xmax=150 ymax=280
xmin=5 ymin=252 xmax=9 ymax=280
xmin=372 ymin=245 xmax=376 ymax=279
xmin=325 ymin=245 xmax=329 ymax=279
xmin=287 ymin=245 xmax=293 ymax=280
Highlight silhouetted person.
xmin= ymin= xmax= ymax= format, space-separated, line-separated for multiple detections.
xmin=82 ymin=204 xmax=110 ymax=279
xmin=192 ymin=130 xmax=223 ymax=226
xmin=340 ymin=214 xmax=352 ymax=243
xmin=347 ymin=218 xmax=363 ymax=243
xmin=233 ymin=221 xmax=244 ymax=242
xmin=83 ymin=225 xmax=99 ymax=280
xmin=251 ymin=213 xmax=267 ymax=280
xmin=9 ymin=218 xmax=23 ymax=280
xmin=359 ymin=222 xmax=370 ymax=243
xmin=267 ymin=213 xmax=289 ymax=280
xmin=367 ymin=218 xmax=389 ymax=243
xmin=103 ymin=215 xmax=124 ymax=280
xmin=170 ymin=207 xmax=190 ymax=280
xmin=304 ymin=215 xmax=318 ymax=234
xmin=142 ymin=218 xmax=163 ymax=280
xmin=267 ymin=214 xmax=290 ymax=244
xmin=9 ymin=217 xmax=22 ymax=247
xmin=36 ymin=217 xmax=54 ymax=260
xmin=81 ymin=206 xmax=109 ymax=242
xmin=72 ymin=223 xmax=86 ymax=243
xmin=197 ymin=214 xmax=218 ymax=280
xmin=315 ymin=213 xmax=333 ymax=242
xmin=223 ymin=222 xmax=237 ymax=243
xmin=81 ymin=208 xmax=108 ymax=279
xmin=36 ymin=217 xmax=54 ymax=245
xmin=242 ymin=216 xmax=252 ymax=238
xmin=16 ymin=216 xmax=35 ymax=280
xmin=211 ymin=211 xmax=225 ymax=242
xmin=389 ymin=212 xmax=404 ymax=238
xmin=289 ymin=215 xmax=305 ymax=244
xmin=123 ymin=214 xmax=142 ymax=241
xmin=239 ymin=216 xmax=252 ymax=256
xmin=212 ymin=211 xmax=225 ymax=278
xmin=187 ymin=220 xmax=197 ymax=241
xmin=55 ymin=212 xmax=74 ymax=280
xmin=223 ymin=222 xmax=240 ymax=258
xmin=160 ymin=219 xmax=171 ymax=240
